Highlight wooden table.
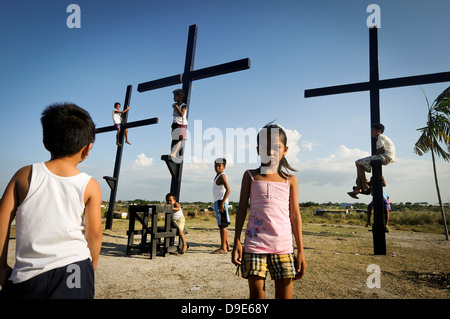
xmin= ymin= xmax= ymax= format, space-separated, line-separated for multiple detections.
xmin=126 ymin=205 xmax=181 ymax=259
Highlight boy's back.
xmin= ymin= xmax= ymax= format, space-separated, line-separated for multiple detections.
xmin=10 ymin=162 xmax=93 ymax=284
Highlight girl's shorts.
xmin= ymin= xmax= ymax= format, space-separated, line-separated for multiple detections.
xmin=241 ymin=252 xmax=296 ymax=280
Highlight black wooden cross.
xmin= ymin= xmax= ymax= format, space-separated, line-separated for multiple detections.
xmin=95 ymin=85 xmax=159 ymax=229
xmin=305 ymin=27 xmax=450 ymax=255
xmin=137 ymin=24 xmax=250 ymax=201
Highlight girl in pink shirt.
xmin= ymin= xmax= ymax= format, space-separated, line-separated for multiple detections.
xmin=232 ymin=123 xmax=306 ymax=299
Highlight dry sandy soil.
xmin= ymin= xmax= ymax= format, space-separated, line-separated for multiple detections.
xmin=4 ymin=217 xmax=450 ymax=300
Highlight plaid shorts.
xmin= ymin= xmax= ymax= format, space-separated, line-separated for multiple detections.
xmin=241 ymin=253 xmax=296 ymax=280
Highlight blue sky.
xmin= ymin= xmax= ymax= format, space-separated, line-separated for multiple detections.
xmin=1 ymin=0 xmax=449 ymax=205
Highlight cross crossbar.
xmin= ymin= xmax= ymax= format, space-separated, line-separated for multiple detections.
xmin=95 ymin=117 xmax=158 ymax=134
xmin=305 ymin=71 xmax=450 ymax=97
xmin=137 ymin=59 xmax=250 ymax=93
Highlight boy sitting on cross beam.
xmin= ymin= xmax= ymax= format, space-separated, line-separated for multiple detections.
xmin=348 ymin=123 xmax=396 ymax=199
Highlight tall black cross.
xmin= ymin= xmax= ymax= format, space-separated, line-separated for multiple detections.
xmin=137 ymin=24 xmax=250 ymax=201
xmin=96 ymin=85 xmax=159 ymax=229
xmin=305 ymin=27 xmax=450 ymax=255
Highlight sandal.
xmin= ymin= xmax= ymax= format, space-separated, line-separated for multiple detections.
xmin=347 ymin=192 xmax=359 ymax=199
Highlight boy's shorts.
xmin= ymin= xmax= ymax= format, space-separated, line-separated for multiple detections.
xmin=172 ymin=216 xmax=185 ymax=232
xmin=214 ymin=200 xmax=230 ymax=228
xmin=356 ymin=154 xmax=392 ymax=173
xmin=115 ymin=123 xmax=121 ymax=130
xmin=369 ymin=199 xmax=390 ymax=210
xmin=0 ymin=259 xmax=94 ymax=299
xmin=241 ymin=252 xmax=296 ymax=280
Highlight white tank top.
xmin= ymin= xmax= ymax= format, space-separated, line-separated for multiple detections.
xmin=10 ymin=162 xmax=93 ymax=283
xmin=172 ymin=206 xmax=184 ymax=220
xmin=172 ymin=102 xmax=188 ymax=125
xmin=112 ymin=109 xmax=121 ymax=124
xmin=213 ymin=173 xmax=228 ymax=203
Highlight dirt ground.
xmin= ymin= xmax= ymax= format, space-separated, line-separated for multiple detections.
xmin=4 ymin=217 xmax=450 ymax=299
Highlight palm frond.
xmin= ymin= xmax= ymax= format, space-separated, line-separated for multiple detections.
xmin=433 ymin=86 xmax=450 ymax=111
xmin=415 ymin=86 xmax=450 ymax=162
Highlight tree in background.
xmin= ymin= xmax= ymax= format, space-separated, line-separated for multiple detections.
xmin=414 ymin=86 xmax=450 ymax=240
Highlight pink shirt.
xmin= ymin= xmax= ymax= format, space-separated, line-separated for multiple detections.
xmin=244 ymin=170 xmax=294 ymax=254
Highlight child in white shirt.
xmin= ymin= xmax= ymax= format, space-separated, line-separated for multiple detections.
xmin=348 ymin=123 xmax=396 ymax=199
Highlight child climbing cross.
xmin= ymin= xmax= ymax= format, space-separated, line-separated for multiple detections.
xmin=168 ymin=89 xmax=187 ymax=161
xmin=348 ymin=123 xmax=396 ymax=199
xmin=112 ymin=102 xmax=131 ymax=146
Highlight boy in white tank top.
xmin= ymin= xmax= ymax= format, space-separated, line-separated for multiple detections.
xmin=0 ymin=103 xmax=102 ymax=299
xmin=212 ymin=158 xmax=231 ymax=254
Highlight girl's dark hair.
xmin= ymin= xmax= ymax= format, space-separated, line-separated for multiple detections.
xmin=257 ymin=122 xmax=297 ymax=179
xmin=41 ymin=103 xmax=96 ymax=158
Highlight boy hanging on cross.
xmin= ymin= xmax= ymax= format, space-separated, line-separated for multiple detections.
xmin=112 ymin=102 xmax=131 ymax=146
xmin=348 ymin=123 xmax=396 ymax=199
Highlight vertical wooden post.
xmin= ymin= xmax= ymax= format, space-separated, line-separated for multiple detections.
xmin=105 ymin=85 xmax=132 ymax=230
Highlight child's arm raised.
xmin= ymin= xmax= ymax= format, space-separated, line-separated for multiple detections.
xmin=0 ymin=166 xmax=31 ymax=287
xmin=231 ymin=171 xmax=251 ymax=266
xmin=288 ymin=175 xmax=306 ymax=279
xmin=172 ymin=202 xmax=181 ymax=211
xmin=84 ymin=178 xmax=103 ymax=272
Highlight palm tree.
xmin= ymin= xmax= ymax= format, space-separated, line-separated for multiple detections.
xmin=414 ymin=86 xmax=450 ymax=240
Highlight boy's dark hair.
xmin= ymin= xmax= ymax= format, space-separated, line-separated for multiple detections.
xmin=41 ymin=103 xmax=96 ymax=158
xmin=166 ymin=193 xmax=177 ymax=201
xmin=114 ymin=102 xmax=121 ymax=108
xmin=257 ymin=122 xmax=297 ymax=179
xmin=372 ymin=123 xmax=385 ymax=133
xmin=214 ymin=158 xmax=227 ymax=166
xmin=173 ymin=89 xmax=185 ymax=100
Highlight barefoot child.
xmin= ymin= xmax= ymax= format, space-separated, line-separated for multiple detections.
xmin=112 ymin=102 xmax=131 ymax=146
xmin=166 ymin=193 xmax=188 ymax=254
xmin=232 ymin=123 xmax=306 ymax=299
xmin=212 ymin=158 xmax=231 ymax=254
xmin=348 ymin=123 xmax=396 ymax=199
xmin=0 ymin=103 xmax=102 ymax=299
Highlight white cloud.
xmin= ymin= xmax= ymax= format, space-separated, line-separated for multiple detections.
xmin=301 ymin=141 xmax=319 ymax=151
xmin=133 ymin=153 xmax=154 ymax=169
xmin=283 ymin=127 xmax=302 ymax=164
xmin=297 ymin=145 xmax=368 ymax=189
